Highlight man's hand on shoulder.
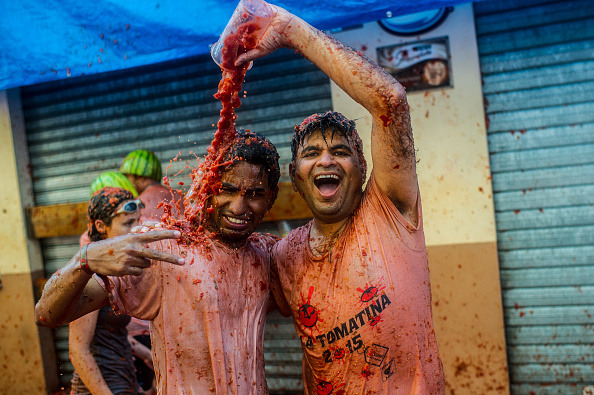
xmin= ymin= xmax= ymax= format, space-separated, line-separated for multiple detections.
xmin=87 ymin=230 xmax=184 ymax=277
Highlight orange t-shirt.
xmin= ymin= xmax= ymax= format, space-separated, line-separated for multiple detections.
xmin=98 ymin=234 xmax=276 ymax=394
xmin=272 ymin=175 xmax=445 ymax=394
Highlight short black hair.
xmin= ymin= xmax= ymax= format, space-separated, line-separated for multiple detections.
xmin=291 ymin=111 xmax=367 ymax=177
xmin=224 ymin=129 xmax=281 ymax=203
xmin=87 ymin=187 xmax=135 ymax=242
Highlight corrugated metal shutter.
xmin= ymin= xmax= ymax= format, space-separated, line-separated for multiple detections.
xmin=22 ymin=49 xmax=325 ymax=392
xmin=474 ymin=0 xmax=594 ymax=393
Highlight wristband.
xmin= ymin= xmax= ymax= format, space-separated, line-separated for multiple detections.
xmin=79 ymin=244 xmax=94 ymax=275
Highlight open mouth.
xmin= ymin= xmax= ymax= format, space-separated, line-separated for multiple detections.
xmin=314 ymin=174 xmax=341 ymax=197
xmin=223 ymin=215 xmax=249 ymax=229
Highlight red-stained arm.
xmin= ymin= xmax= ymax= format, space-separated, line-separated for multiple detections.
xmin=34 ymin=251 xmax=109 ymax=329
xmin=35 ymin=231 xmax=183 ymax=329
xmin=237 ymin=4 xmax=419 ymax=224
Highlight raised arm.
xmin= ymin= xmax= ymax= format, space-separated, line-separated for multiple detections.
xmin=35 ymin=230 xmax=184 ymax=329
xmin=237 ymin=4 xmax=419 ymax=223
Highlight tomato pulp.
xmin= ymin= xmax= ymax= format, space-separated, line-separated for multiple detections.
xmin=161 ymin=21 xmax=264 ymax=244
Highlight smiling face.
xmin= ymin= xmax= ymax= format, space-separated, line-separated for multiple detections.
xmin=291 ymin=128 xmax=365 ymax=224
xmin=206 ymin=161 xmax=272 ymax=247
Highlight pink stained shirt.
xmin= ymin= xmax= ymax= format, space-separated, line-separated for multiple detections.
xmin=97 ymin=233 xmax=277 ymax=394
xmin=271 ymin=175 xmax=445 ymax=394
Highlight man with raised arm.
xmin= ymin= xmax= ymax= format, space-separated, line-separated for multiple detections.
xmin=237 ymin=3 xmax=445 ymax=393
xmin=36 ymin=130 xmax=281 ymax=394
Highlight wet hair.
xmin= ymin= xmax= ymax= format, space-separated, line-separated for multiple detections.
xmin=223 ymin=128 xmax=281 ymax=204
xmin=87 ymin=187 xmax=135 ymax=242
xmin=291 ymin=111 xmax=367 ymax=178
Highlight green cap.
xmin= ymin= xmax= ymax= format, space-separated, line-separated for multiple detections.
xmin=119 ymin=150 xmax=163 ymax=182
xmin=90 ymin=171 xmax=138 ymax=198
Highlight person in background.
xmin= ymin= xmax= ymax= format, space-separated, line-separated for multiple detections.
xmin=79 ymin=171 xmax=139 ymax=247
xmin=77 ymin=171 xmax=156 ymax=394
xmin=69 ymin=187 xmax=151 ymax=394
xmin=236 ymin=2 xmax=445 ymax=393
xmin=119 ymin=150 xmax=182 ymax=221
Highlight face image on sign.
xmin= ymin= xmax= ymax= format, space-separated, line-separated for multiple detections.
xmin=377 ymin=36 xmax=452 ymax=92
xmin=422 ymin=59 xmax=448 ymax=86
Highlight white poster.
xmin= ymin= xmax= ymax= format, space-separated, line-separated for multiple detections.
xmin=377 ymin=37 xmax=452 ymax=92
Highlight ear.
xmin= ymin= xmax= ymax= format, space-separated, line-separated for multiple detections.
xmin=94 ymin=219 xmax=108 ymax=236
xmin=289 ymin=162 xmax=298 ymax=192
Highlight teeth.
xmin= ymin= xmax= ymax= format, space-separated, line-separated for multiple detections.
xmin=226 ymin=216 xmax=247 ymax=224
xmin=315 ymin=174 xmax=340 ymax=181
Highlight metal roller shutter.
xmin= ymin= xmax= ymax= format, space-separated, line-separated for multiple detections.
xmin=22 ymin=49 xmax=327 ymax=392
xmin=474 ymin=0 xmax=594 ymax=393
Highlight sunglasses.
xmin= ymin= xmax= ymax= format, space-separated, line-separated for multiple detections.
xmin=113 ymin=199 xmax=145 ymax=216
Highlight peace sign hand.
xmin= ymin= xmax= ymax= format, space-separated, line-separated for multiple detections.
xmin=86 ymin=230 xmax=185 ymax=277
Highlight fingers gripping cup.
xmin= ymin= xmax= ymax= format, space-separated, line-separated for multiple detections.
xmin=211 ymin=0 xmax=274 ymax=70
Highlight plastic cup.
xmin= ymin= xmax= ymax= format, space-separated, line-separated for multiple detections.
xmin=211 ymin=0 xmax=275 ymax=70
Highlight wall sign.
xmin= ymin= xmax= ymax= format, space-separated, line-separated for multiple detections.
xmin=377 ymin=36 xmax=452 ymax=92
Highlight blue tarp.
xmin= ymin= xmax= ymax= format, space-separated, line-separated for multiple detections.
xmin=0 ymin=0 xmax=473 ymax=90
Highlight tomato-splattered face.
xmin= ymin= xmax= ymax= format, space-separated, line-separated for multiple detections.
xmin=291 ymin=129 xmax=364 ymax=224
xmin=206 ymin=161 xmax=271 ymax=248
xmin=104 ymin=200 xmax=141 ymax=239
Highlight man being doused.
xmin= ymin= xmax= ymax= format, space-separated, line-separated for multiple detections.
xmin=35 ymin=130 xmax=281 ymax=394
xmin=235 ymin=2 xmax=445 ymax=393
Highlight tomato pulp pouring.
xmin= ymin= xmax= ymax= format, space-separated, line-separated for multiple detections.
xmin=161 ymin=2 xmax=272 ymax=244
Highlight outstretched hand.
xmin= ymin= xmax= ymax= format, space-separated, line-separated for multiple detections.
xmin=86 ymin=230 xmax=184 ymax=277
xmin=235 ymin=4 xmax=294 ymax=67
